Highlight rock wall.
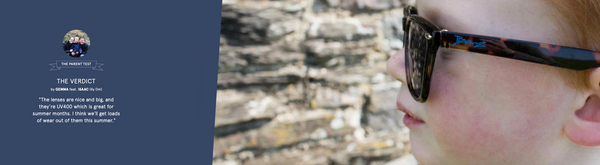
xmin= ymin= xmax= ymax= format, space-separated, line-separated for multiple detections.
xmin=215 ymin=0 xmax=415 ymax=164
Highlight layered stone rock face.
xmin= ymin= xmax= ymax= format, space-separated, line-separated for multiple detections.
xmin=216 ymin=0 xmax=416 ymax=164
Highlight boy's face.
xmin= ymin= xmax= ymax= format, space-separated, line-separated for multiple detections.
xmin=387 ymin=0 xmax=581 ymax=164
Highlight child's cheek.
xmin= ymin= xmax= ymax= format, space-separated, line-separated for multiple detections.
xmin=425 ymin=60 xmax=566 ymax=162
xmin=427 ymin=76 xmax=506 ymax=160
xmin=426 ymin=64 xmax=522 ymax=162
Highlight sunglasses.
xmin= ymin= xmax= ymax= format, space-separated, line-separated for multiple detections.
xmin=403 ymin=5 xmax=600 ymax=103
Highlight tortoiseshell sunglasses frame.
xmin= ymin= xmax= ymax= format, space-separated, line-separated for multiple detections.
xmin=402 ymin=5 xmax=600 ymax=102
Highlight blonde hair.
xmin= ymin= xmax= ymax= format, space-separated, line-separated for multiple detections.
xmin=543 ymin=0 xmax=600 ymax=91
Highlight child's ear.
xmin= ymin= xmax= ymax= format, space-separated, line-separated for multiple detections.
xmin=565 ymin=68 xmax=600 ymax=146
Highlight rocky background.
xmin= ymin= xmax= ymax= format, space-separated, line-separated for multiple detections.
xmin=215 ymin=0 xmax=416 ymax=164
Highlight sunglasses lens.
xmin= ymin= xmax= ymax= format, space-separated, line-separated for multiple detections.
xmin=405 ymin=21 xmax=428 ymax=98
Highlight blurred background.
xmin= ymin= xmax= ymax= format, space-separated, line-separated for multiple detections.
xmin=62 ymin=29 xmax=91 ymax=47
xmin=215 ymin=0 xmax=415 ymax=164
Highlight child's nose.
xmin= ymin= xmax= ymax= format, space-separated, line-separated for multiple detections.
xmin=387 ymin=49 xmax=406 ymax=83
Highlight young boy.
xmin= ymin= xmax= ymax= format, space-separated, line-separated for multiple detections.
xmin=387 ymin=0 xmax=600 ymax=164
xmin=69 ymin=37 xmax=82 ymax=57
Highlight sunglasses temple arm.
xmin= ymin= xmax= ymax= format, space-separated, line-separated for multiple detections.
xmin=435 ymin=31 xmax=600 ymax=70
